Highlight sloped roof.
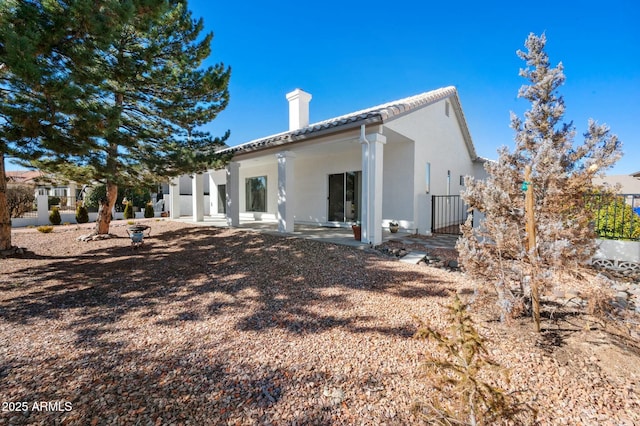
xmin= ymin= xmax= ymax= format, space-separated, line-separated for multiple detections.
xmin=219 ymin=86 xmax=478 ymax=159
xmin=5 ymin=170 xmax=44 ymax=184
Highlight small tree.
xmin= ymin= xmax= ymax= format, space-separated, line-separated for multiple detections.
xmin=413 ymin=296 xmax=536 ymax=425
xmin=75 ymin=204 xmax=89 ymax=224
xmin=457 ymin=33 xmax=622 ymax=325
xmin=123 ymin=202 xmax=135 ymax=220
xmin=49 ymin=206 xmax=61 ymax=225
xmin=6 ymin=185 xmax=35 ymax=218
xmin=144 ymin=203 xmax=155 ymax=219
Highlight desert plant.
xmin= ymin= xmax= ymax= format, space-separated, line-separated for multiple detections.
xmin=457 ymin=33 xmax=621 ymax=325
xmin=75 ymin=205 xmax=89 ymax=224
xmin=6 ymin=185 xmax=35 ymax=218
xmin=144 ymin=202 xmax=155 ymax=218
xmin=123 ymin=202 xmax=135 ymax=220
xmin=49 ymin=206 xmax=61 ymax=225
xmin=413 ymin=295 xmax=536 ymax=425
xmin=36 ymin=225 xmax=54 ymax=233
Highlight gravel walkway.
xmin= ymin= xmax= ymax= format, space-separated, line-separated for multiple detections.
xmin=1 ymin=220 xmax=639 ymax=425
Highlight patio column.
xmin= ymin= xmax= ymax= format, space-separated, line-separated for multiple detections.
xmin=225 ymin=162 xmax=240 ymax=227
xmin=277 ymin=150 xmax=296 ymax=233
xmin=192 ymin=173 xmax=204 ymax=222
xmin=169 ymin=176 xmax=181 ymax=219
xmin=361 ymin=132 xmax=386 ymax=245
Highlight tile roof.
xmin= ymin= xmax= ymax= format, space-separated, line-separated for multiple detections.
xmin=219 ymin=86 xmax=477 ymax=158
xmin=5 ymin=170 xmax=44 ymax=184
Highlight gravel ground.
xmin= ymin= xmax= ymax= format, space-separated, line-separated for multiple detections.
xmin=1 ymin=219 xmax=639 ymax=425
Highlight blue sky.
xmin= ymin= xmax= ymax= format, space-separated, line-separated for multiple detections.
xmin=7 ymin=0 xmax=639 ymax=174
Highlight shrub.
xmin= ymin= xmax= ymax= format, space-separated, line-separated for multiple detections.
xmin=413 ymin=296 xmax=536 ymax=425
xmin=76 ymin=205 xmax=89 ymax=224
xmin=49 ymin=206 xmax=61 ymax=225
xmin=123 ymin=202 xmax=135 ymax=220
xmin=37 ymin=225 xmax=54 ymax=233
xmin=144 ymin=203 xmax=155 ymax=218
xmin=6 ymin=185 xmax=35 ymax=218
xmin=590 ymin=195 xmax=640 ymax=240
xmin=48 ymin=196 xmax=61 ymax=208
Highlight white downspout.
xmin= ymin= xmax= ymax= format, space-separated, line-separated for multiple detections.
xmin=360 ymin=124 xmax=370 ymax=244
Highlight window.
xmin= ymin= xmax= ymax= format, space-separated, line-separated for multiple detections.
xmin=246 ymin=176 xmax=267 ymax=212
xmin=460 ymin=175 xmax=465 ymax=186
xmin=445 ymin=101 xmax=450 ymax=117
xmin=425 ymin=163 xmax=431 ymax=194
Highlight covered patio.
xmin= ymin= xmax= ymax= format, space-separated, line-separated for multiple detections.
xmin=172 ymin=216 xmax=459 ymax=251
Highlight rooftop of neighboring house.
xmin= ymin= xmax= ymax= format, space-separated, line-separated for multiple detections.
xmin=5 ymin=170 xmax=44 ymax=185
xmin=593 ymin=172 xmax=640 ymax=194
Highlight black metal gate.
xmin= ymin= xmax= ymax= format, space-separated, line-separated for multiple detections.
xmin=431 ymin=195 xmax=469 ymax=235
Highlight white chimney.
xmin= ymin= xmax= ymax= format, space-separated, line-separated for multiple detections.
xmin=286 ymin=88 xmax=312 ymax=131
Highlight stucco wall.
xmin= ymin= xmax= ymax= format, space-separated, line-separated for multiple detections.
xmin=178 ymin=173 xmax=210 ymax=195
xmin=237 ymin=161 xmax=278 ymax=220
xmin=385 ymin=99 xmax=477 ymax=234
xmin=381 ymin=140 xmax=415 ymax=228
xmin=594 ymin=239 xmax=640 ymax=263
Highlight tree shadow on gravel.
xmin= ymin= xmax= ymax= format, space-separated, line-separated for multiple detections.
xmin=0 ymin=341 xmax=413 ymax=425
xmin=1 ymin=225 xmax=453 ymax=340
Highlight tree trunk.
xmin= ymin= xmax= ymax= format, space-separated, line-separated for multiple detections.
xmin=95 ymin=181 xmax=118 ymax=234
xmin=0 ymin=152 xmax=12 ymax=250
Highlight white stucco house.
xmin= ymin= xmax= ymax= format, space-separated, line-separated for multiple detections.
xmin=168 ymin=86 xmax=487 ymax=245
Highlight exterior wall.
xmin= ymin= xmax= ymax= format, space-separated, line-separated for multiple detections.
xmin=178 ymin=173 xmax=210 ymax=195
xmin=385 ymin=99 xmax=477 ymax=234
xmin=381 ymin=139 xmax=415 ymax=230
xmin=179 ymin=195 xmax=210 ymax=216
xmin=208 ymin=169 xmax=228 ymax=215
xmin=294 ymin=147 xmax=362 ymax=225
xmin=594 ymin=239 xmax=640 ymax=263
xmin=238 ymin=161 xmax=278 ymax=221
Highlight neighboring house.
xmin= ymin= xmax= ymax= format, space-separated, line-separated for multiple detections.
xmin=169 ymin=86 xmax=487 ymax=245
xmin=593 ymin=173 xmax=640 ymax=195
xmin=6 ymin=170 xmax=80 ymax=206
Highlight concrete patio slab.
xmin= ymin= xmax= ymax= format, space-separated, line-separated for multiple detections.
xmin=399 ymin=251 xmax=428 ymax=264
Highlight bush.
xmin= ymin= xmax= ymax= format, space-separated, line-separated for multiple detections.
xmin=75 ymin=205 xmax=89 ymax=223
xmin=144 ymin=203 xmax=155 ymax=218
xmin=123 ymin=202 xmax=135 ymax=220
xmin=590 ymin=195 xmax=640 ymax=240
xmin=49 ymin=206 xmax=61 ymax=225
xmin=48 ymin=196 xmax=61 ymax=208
xmin=6 ymin=185 xmax=35 ymax=218
xmin=413 ymin=296 xmax=536 ymax=424
xmin=37 ymin=225 xmax=54 ymax=233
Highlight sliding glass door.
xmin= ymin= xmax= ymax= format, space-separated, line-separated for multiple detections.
xmin=328 ymin=171 xmax=361 ymax=223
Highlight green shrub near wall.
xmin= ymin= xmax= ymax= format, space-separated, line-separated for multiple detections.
xmin=123 ymin=202 xmax=135 ymax=220
xmin=49 ymin=207 xmax=62 ymax=225
xmin=144 ymin=203 xmax=154 ymax=218
xmin=76 ymin=205 xmax=89 ymax=223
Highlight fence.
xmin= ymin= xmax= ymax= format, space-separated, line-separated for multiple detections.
xmin=587 ymin=193 xmax=640 ymax=241
xmin=431 ymin=195 xmax=469 ymax=235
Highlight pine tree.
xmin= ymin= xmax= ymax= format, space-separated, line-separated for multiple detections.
xmin=0 ymin=0 xmax=231 ymax=245
xmin=457 ymin=33 xmax=622 ymax=323
xmin=1 ymin=0 xmax=70 ymax=250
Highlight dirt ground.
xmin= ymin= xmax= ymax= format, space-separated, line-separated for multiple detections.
xmin=1 ymin=219 xmax=639 ymax=425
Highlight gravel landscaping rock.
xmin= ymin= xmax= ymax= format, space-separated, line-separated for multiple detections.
xmin=1 ymin=220 xmax=639 ymax=425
